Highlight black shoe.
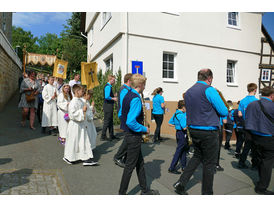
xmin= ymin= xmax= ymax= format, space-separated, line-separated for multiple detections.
xmin=158 ymin=137 xmax=163 ymax=141
xmin=216 ymin=165 xmax=224 ymax=172
xmin=255 ymin=187 xmax=274 ymax=195
xmin=83 ymin=158 xmax=98 ymax=166
xmin=224 ymin=144 xmax=231 ymax=150
xmin=111 ymin=136 xmax=119 ymax=140
xmin=141 ymin=189 xmax=160 ymax=195
xmin=113 ymin=158 xmax=125 ymax=168
xmin=234 ymin=153 xmax=241 ymax=159
xmin=152 ymin=139 xmax=158 ymax=144
xmin=100 ymin=136 xmax=107 ymax=141
xmin=41 ymin=127 xmax=46 ymax=134
xmin=238 ymin=162 xmax=248 ymax=169
xmin=173 ymin=181 xmax=188 ymax=195
xmin=168 ymin=168 xmax=181 ymax=175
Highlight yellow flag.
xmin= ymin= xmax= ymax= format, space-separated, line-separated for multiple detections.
xmin=53 ymin=59 xmax=68 ymax=79
xmin=81 ymin=62 xmax=99 ymax=90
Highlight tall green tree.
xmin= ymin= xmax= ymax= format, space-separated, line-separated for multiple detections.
xmin=36 ymin=33 xmax=63 ymax=58
xmin=12 ymin=26 xmax=39 ymax=53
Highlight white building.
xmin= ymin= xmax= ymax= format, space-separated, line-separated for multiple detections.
xmin=83 ymin=12 xmax=263 ymax=102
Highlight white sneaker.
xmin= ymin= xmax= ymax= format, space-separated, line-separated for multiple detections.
xmin=83 ymin=159 xmax=98 ymax=166
xmin=63 ymin=157 xmax=72 ymax=165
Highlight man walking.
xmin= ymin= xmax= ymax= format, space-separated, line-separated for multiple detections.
xmin=173 ymin=68 xmax=228 ymax=195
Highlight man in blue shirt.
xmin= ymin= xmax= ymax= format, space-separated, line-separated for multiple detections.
xmin=245 ymin=86 xmax=274 ymax=195
xmin=173 ymin=69 xmax=228 ymax=195
xmin=168 ymin=100 xmax=188 ymax=174
xmin=113 ymin=73 xmax=132 ymax=168
xmin=119 ymin=74 xmax=159 ymax=195
xmin=101 ymin=75 xmax=118 ymax=141
xmin=237 ymin=83 xmax=259 ymax=169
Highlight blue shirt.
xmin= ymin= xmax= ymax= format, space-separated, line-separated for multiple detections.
xmin=250 ymin=97 xmax=272 ymax=137
xmin=152 ymin=94 xmax=165 ymax=115
xmin=118 ymin=84 xmax=131 ymax=118
xmin=169 ymin=110 xmax=187 ymax=130
xmin=238 ymin=95 xmax=258 ymax=119
xmin=126 ymin=88 xmax=147 ymax=133
xmin=189 ymin=81 xmax=228 ymax=130
xmin=104 ymin=83 xmax=113 ymax=100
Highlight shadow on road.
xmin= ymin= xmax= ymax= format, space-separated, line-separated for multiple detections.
xmin=0 ymin=158 xmax=12 ymax=165
xmin=0 ymin=168 xmax=33 ymax=194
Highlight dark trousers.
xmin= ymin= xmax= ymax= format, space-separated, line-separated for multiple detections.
xmin=252 ymin=135 xmax=274 ymax=190
xmin=217 ymin=126 xmax=223 ymax=166
xmin=239 ymin=130 xmax=259 ymax=167
xmin=115 ymin=133 xmax=127 ymax=160
xmin=153 ymin=114 xmax=163 ymax=141
xmin=235 ymin=128 xmax=245 ymax=154
xmin=179 ymin=129 xmax=219 ymax=195
xmin=224 ymin=124 xmax=234 ymax=147
xmin=102 ymin=102 xmax=114 ymax=138
xmin=119 ymin=133 xmax=148 ymax=195
xmin=37 ymin=102 xmax=43 ymax=124
xmin=169 ymin=130 xmax=188 ymax=170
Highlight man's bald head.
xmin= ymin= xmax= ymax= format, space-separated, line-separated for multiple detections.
xmin=197 ymin=69 xmax=213 ymax=81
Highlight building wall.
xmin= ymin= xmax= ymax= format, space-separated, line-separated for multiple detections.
xmin=0 ymin=12 xmax=13 ymax=44
xmin=0 ymin=30 xmax=22 ymax=111
xmin=127 ymin=34 xmax=260 ymax=102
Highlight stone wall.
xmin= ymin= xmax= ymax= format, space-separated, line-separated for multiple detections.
xmin=0 ymin=30 xmax=22 ymax=111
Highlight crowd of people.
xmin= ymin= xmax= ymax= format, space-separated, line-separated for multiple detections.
xmin=17 ymin=68 xmax=274 ymax=195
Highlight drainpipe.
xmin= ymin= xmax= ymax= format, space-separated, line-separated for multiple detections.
xmin=125 ymin=12 xmax=129 ymax=74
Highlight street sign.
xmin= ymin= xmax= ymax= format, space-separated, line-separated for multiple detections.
xmin=132 ymin=61 xmax=143 ymax=75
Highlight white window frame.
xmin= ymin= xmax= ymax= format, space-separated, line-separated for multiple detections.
xmin=104 ymin=56 xmax=113 ymax=71
xmin=101 ymin=12 xmax=112 ymax=30
xmin=261 ymin=69 xmax=271 ymax=82
xmin=89 ymin=27 xmax=93 ymax=47
xmin=2 ymin=22 xmax=6 ymax=32
xmin=226 ymin=60 xmax=238 ymax=87
xmin=162 ymin=52 xmax=177 ymax=83
xmin=227 ymin=12 xmax=241 ymax=30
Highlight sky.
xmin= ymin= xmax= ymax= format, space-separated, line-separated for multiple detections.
xmin=12 ymin=12 xmax=72 ymax=38
xmin=12 ymin=12 xmax=274 ymax=40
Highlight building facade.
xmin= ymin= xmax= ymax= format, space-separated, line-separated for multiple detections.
xmin=0 ymin=12 xmax=22 ymax=111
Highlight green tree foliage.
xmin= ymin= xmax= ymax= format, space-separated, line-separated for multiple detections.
xmin=12 ymin=26 xmax=39 ymax=53
xmin=93 ymin=68 xmax=122 ymax=125
xmin=36 ymin=33 xmax=63 ymax=58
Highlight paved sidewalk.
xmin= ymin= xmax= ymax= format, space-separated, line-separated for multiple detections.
xmin=0 ymin=93 xmax=273 ymax=195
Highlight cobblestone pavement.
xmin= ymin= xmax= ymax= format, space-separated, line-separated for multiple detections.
xmin=0 ymin=169 xmax=69 ymax=195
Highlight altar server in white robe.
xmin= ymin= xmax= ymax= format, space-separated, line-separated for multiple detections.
xmin=82 ymin=89 xmax=97 ymax=150
xmin=41 ymin=76 xmax=58 ymax=130
xmin=57 ymin=84 xmax=72 ymax=144
xmin=63 ymin=84 xmax=98 ymax=166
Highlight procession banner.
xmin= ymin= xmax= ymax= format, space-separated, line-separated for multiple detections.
xmin=27 ymin=53 xmax=56 ymax=66
xmin=81 ymin=62 xmax=99 ymax=90
xmin=53 ymin=59 xmax=68 ymax=79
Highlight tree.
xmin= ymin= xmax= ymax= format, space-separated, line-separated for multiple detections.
xmin=12 ymin=26 xmax=39 ymax=53
xmin=36 ymin=33 xmax=63 ymax=58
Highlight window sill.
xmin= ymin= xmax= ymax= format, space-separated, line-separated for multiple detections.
xmin=227 ymin=83 xmax=239 ymax=87
xmin=163 ymin=79 xmax=178 ymax=83
xmin=226 ymin=25 xmax=241 ymax=31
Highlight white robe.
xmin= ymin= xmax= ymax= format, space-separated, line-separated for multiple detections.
xmin=57 ymin=93 xmax=70 ymax=139
xmin=64 ymin=97 xmax=93 ymax=161
xmin=82 ymin=98 xmax=97 ymax=149
xmin=41 ymin=84 xmax=58 ymax=127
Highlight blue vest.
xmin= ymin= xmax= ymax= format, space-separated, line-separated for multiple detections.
xmin=120 ymin=91 xmax=144 ymax=134
xmin=245 ymin=98 xmax=274 ymax=136
xmin=185 ymin=82 xmax=220 ymax=127
xmin=104 ymin=83 xmax=114 ymax=104
xmin=117 ymin=84 xmax=130 ymax=112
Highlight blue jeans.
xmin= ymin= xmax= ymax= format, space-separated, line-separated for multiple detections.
xmin=169 ymin=130 xmax=187 ymax=170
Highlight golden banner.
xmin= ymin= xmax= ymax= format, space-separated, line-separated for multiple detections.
xmin=27 ymin=53 xmax=56 ymax=66
xmin=53 ymin=59 xmax=68 ymax=79
xmin=81 ymin=62 xmax=99 ymax=90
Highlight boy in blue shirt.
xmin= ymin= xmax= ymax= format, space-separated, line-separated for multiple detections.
xmin=168 ymin=100 xmax=188 ymax=174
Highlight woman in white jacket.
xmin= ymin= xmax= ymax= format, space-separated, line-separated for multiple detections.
xmin=57 ymin=84 xmax=72 ymax=144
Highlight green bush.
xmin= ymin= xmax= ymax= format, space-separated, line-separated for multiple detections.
xmin=93 ymin=68 xmax=122 ymax=125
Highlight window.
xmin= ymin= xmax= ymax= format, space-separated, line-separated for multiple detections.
xmin=261 ymin=69 xmax=271 ymax=81
xmin=105 ymin=57 xmax=113 ymax=71
xmin=101 ymin=12 xmax=111 ymax=29
xmin=163 ymin=53 xmax=175 ymax=79
xmin=227 ymin=60 xmax=237 ymax=84
xmin=2 ymin=22 xmax=6 ymax=31
xmin=228 ymin=12 xmax=239 ymax=27
xmin=89 ymin=27 xmax=93 ymax=47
